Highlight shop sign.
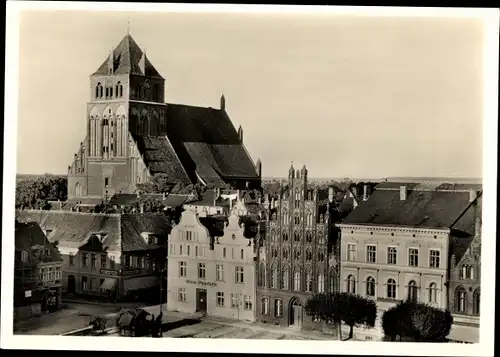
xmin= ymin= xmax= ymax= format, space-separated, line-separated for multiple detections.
xmin=186 ymin=279 xmax=217 ymax=287
xmin=100 ymin=269 xmax=119 ymax=277
xmin=123 ymin=269 xmax=141 ymax=276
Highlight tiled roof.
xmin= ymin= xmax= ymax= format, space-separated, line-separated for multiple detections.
xmin=15 ymin=221 xmax=63 ymax=262
xmin=108 ymin=194 xmax=138 ymax=207
xmin=163 ymin=194 xmax=189 ymax=208
xmin=16 ymin=210 xmax=122 ymax=251
xmin=450 ymin=194 xmax=482 ymax=263
xmin=342 ymin=187 xmax=479 ymax=229
xmin=166 ymin=103 xmax=259 ymax=185
xmin=93 ymin=34 xmax=163 ymax=78
xmin=132 ymin=135 xmax=191 ymax=184
xmin=185 ymin=190 xmax=229 ymax=207
xmin=120 ymin=214 xmax=171 ymax=252
xmin=15 ymin=210 xmax=171 ymax=253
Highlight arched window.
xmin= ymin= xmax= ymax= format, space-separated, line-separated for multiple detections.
xmin=75 ymin=182 xmax=82 ymax=197
xmin=306 ymin=231 xmax=312 ymax=243
xmin=318 ymin=232 xmax=324 ymax=244
xmin=317 ymin=273 xmax=325 ymax=293
xmin=294 ymin=249 xmax=301 ymax=261
xmin=272 ymin=247 xmax=279 ymax=259
xmin=281 ymin=266 xmax=289 ymax=290
xmin=142 ymin=168 xmax=148 ymax=183
xmin=105 ymin=87 xmax=109 ymax=98
xmin=95 ymin=83 xmax=101 ymax=99
xmin=271 ymin=230 xmax=277 ymax=241
xmin=282 ymin=232 xmax=288 ymax=242
xmin=110 ymin=87 xmax=113 ymax=98
xmin=282 ymin=248 xmax=289 ymax=260
xmin=366 ymin=277 xmax=376 ymax=297
xmin=283 ymin=211 xmax=288 ymax=224
xmin=429 ymin=282 xmax=438 ymax=303
xmin=469 ymin=266 xmax=474 ymax=280
xmin=294 ymin=270 xmax=301 ymax=291
xmin=116 ymin=81 xmax=123 ymax=97
xmin=271 ymin=264 xmax=278 ymax=289
xmin=99 ymin=84 xmax=103 ymax=98
xmin=294 ymin=231 xmax=300 ymax=242
xmin=305 ymin=271 xmax=313 ymax=292
xmin=461 ymin=265 xmax=467 ymax=279
xmin=456 ymin=287 xmax=467 ymax=312
xmin=387 ymin=278 xmax=396 ymax=299
xmin=259 ymin=263 xmax=266 ymax=287
xmin=318 ymin=250 xmax=325 ymax=262
xmin=305 ymin=249 xmax=312 ymax=261
xmin=295 ymin=215 xmax=300 ymax=224
xmin=408 ymin=280 xmax=418 ymax=302
xmin=329 ymin=269 xmax=336 ymax=293
xmin=347 ymin=275 xmax=356 ymax=294
xmin=473 ymin=289 xmax=480 ymax=315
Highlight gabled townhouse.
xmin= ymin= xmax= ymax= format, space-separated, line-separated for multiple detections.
xmin=15 ymin=210 xmax=170 ymax=302
xmin=337 ymin=182 xmax=482 ymax=341
xmin=447 ymin=191 xmax=482 ymax=343
xmin=14 ymin=221 xmax=64 ymax=320
xmin=167 ymin=209 xmax=256 ymax=321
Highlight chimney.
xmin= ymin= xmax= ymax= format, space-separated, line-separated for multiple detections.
xmin=271 ymin=197 xmax=275 ymax=209
xmin=107 ymin=50 xmax=113 ymax=74
xmin=220 ymin=94 xmax=225 ymax=111
xmin=400 ymin=186 xmax=407 ymax=201
xmin=363 ymin=185 xmax=369 ymax=201
xmin=469 ymin=189 xmax=477 ymax=202
xmin=238 ymin=125 xmax=243 ymax=143
xmin=140 ymin=203 xmax=145 ymax=214
xmin=328 ymin=187 xmax=334 ymax=203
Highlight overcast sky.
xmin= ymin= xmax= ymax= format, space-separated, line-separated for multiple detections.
xmin=16 ymin=10 xmax=484 ymax=179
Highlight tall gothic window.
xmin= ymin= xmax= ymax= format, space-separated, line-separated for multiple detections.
xmin=317 ymin=273 xmax=325 ymax=293
xmin=259 ymin=263 xmax=266 ymax=288
xmin=281 ymin=266 xmax=289 ymax=290
xmin=305 ymin=271 xmax=313 ymax=292
xmin=306 ymin=231 xmax=312 ymax=243
xmin=387 ymin=278 xmax=396 ymax=299
xmin=456 ymin=287 xmax=467 ymax=312
xmin=473 ymin=289 xmax=480 ymax=315
xmin=271 ymin=264 xmax=278 ymax=289
xmin=305 ymin=249 xmax=312 ymax=262
xmin=282 ymin=232 xmax=288 ymax=242
xmin=429 ymin=282 xmax=438 ymax=303
xmin=293 ymin=270 xmax=301 ymax=291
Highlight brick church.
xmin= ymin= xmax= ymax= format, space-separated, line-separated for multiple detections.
xmin=67 ymin=33 xmax=262 ymax=200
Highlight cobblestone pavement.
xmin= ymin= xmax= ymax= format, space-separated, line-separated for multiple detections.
xmin=106 ymin=317 xmax=341 ymax=341
xmin=14 ymin=303 xmax=121 ymax=335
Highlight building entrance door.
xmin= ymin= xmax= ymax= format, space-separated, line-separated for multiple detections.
xmin=289 ymin=297 xmax=303 ymax=329
xmin=67 ymin=275 xmax=76 ymax=294
xmin=196 ymin=289 xmax=207 ymax=314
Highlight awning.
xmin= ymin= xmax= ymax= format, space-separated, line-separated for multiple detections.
xmin=100 ymin=278 xmax=118 ymax=291
xmin=123 ymin=276 xmax=160 ymax=294
xmin=447 ymin=324 xmax=480 ymax=343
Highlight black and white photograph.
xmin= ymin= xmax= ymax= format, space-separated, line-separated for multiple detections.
xmin=2 ymin=2 xmax=498 ymax=356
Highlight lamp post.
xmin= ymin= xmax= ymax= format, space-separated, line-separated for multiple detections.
xmin=159 ymin=267 xmax=166 ymax=337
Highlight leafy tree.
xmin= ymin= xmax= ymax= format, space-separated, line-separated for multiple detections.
xmin=382 ymin=301 xmax=453 ymax=342
xmin=16 ymin=174 xmax=67 ymax=209
xmin=304 ymin=291 xmax=377 ymax=340
xmin=136 ymin=173 xmax=175 ymax=194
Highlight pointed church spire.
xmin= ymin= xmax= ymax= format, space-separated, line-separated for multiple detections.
xmin=220 ymin=93 xmax=226 ymax=111
xmin=107 ymin=49 xmax=114 ymax=74
xmin=127 ymin=17 xmax=130 ymax=35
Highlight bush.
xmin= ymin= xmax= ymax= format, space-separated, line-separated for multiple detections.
xmin=382 ymin=301 xmax=453 ymax=342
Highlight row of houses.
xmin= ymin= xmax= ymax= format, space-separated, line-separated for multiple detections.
xmin=14 ymin=167 xmax=481 ymax=342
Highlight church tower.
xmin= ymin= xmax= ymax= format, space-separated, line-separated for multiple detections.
xmin=68 ymin=33 xmax=166 ymax=199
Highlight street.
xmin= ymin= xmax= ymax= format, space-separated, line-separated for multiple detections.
xmin=14 ymin=302 xmax=124 ymax=335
